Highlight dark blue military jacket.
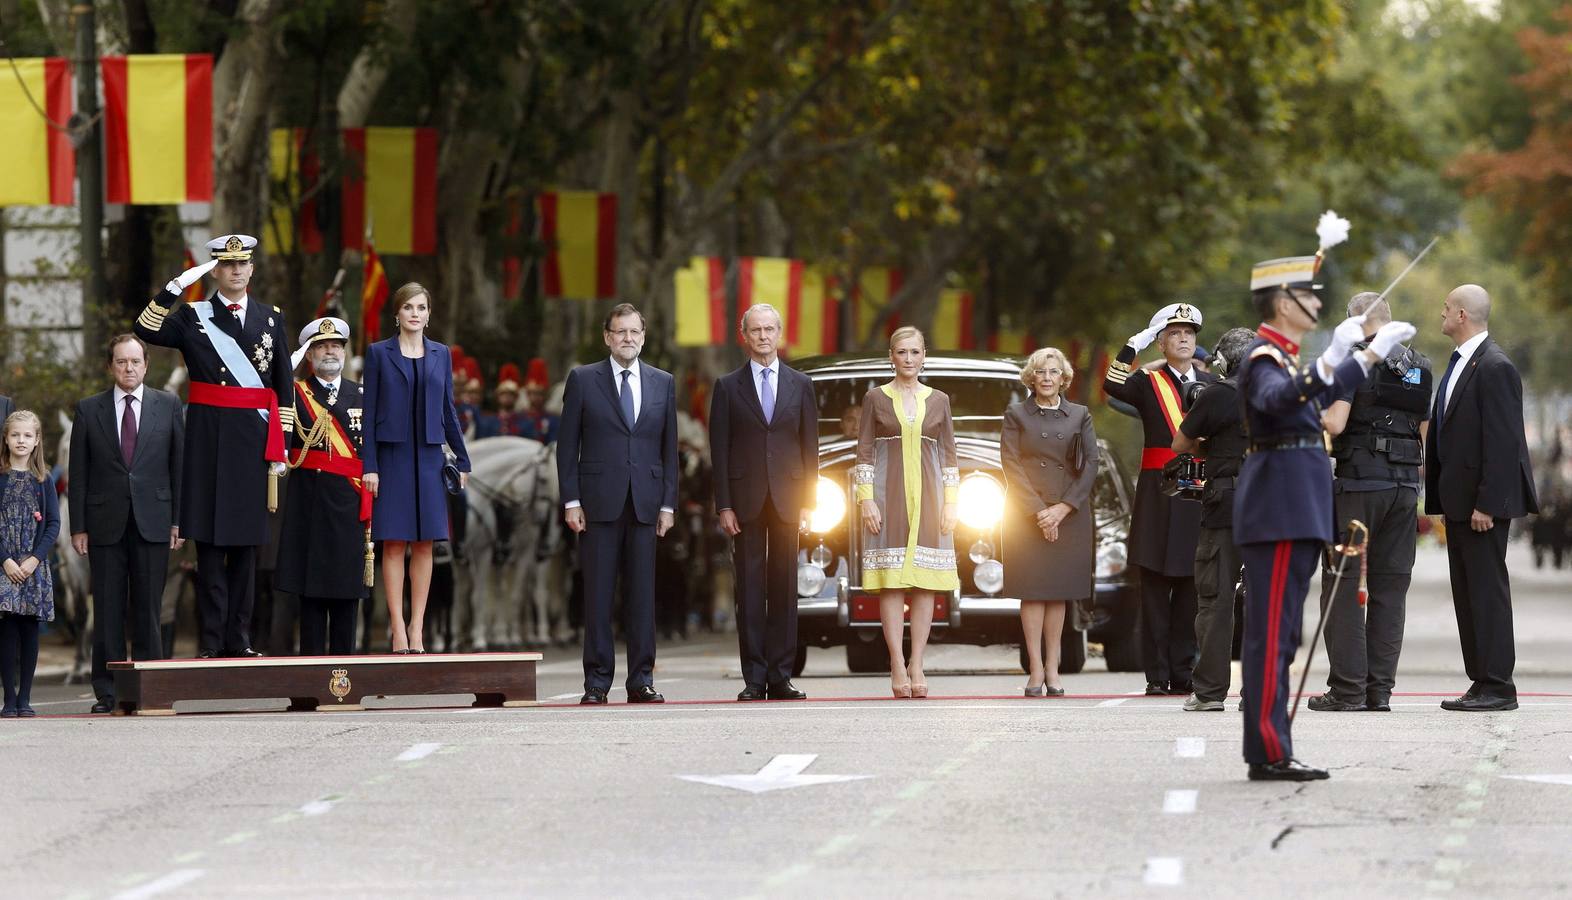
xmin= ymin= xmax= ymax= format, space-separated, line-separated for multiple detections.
xmin=1232 ymin=325 xmax=1367 ymax=546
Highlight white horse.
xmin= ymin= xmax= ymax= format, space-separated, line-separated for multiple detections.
xmin=460 ymin=437 xmax=557 ymax=648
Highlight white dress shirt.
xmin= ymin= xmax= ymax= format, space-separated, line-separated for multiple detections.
xmin=749 ymin=357 xmax=780 ymax=408
xmin=316 ymin=375 xmax=341 ymax=396
xmin=218 ymin=292 xmax=250 ymax=327
xmin=112 ymin=383 xmax=145 ymax=443
xmin=1166 ymin=364 xmax=1194 ymax=384
xmin=1443 ymin=330 xmax=1489 ymax=413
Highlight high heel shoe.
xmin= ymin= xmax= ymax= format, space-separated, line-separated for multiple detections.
xmin=892 ymin=682 xmax=913 ymax=699
xmin=407 ymin=625 xmax=425 ymax=655
xmin=911 ymin=681 xmax=928 ymax=699
xmin=1024 ymin=682 xmax=1046 ymax=697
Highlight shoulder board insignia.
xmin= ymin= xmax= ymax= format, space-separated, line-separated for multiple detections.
xmin=273 ymin=305 xmax=282 ymax=313
xmin=1249 ymin=345 xmax=1287 ymax=367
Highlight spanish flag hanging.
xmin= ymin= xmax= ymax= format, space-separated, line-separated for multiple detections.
xmin=987 ymin=324 xmax=1035 ymax=356
xmin=268 ymin=128 xmax=324 ymax=254
xmin=930 ymin=289 xmax=976 ymax=351
xmin=342 ymin=127 xmax=437 ymax=255
xmin=675 ymin=257 xmax=727 ymax=347
xmin=538 ymin=191 xmax=617 ymax=299
xmin=101 ymin=54 xmax=212 ymax=204
xmin=850 ymin=267 xmax=903 ymax=343
xmin=0 ymin=58 xmax=73 ymax=206
xmin=361 ymin=241 xmax=390 ymax=348
xmin=786 ymin=265 xmax=837 ymax=356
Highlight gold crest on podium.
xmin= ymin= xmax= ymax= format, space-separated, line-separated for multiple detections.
xmin=329 ymin=668 xmax=352 ymax=701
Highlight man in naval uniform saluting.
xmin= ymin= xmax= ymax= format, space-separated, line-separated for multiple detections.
xmin=134 ymin=234 xmax=294 ymax=658
xmin=274 ymin=317 xmax=371 ymax=655
xmin=1103 ymin=302 xmax=1219 ymax=696
xmin=1235 ymin=243 xmax=1416 ymax=781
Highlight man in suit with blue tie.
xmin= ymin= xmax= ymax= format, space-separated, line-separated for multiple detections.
xmin=558 ymin=303 xmax=679 ymax=704
xmin=1426 ymin=284 xmax=1537 ymax=712
xmin=709 ymin=304 xmax=817 ymax=701
xmin=68 ymin=334 xmax=185 ymax=714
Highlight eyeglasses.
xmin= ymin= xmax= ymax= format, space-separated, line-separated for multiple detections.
xmin=1031 ymin=368 xmax=1064 ymax=378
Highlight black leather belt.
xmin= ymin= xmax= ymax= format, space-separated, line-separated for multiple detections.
xmin=1249 ymin=436 xmax=1325 ymax=453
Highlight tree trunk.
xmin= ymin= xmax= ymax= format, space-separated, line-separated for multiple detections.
xmin=210 ymin=0 xmax=282 ymax=246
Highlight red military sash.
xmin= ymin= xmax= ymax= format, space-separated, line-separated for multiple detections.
xmin=290 ymin=380 xmax=372 ymax=523
xmin=188 ymin=381 xmax=285 ymax=462
xmin=1140 ymin=370 xmax=1187 ymax=470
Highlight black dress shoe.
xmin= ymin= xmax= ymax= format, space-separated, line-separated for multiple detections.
xmin=1144 ymin=682 xmax=1167 ymax=696
xmin=1440 ymin=695 xmax=1518 ymax=712
xmin=1044 ymin=686 xmax=1066 ymax=697
xmin=1366 ymin=696 xmax=1391 ymax=712
xmin=90 ymin=698 xmax=115 ymax=714
xmin=627 ymin=685 xmax=665 ymax=703
xmin=230 ymin=648 xmax=264 ymax=658
xmin=1307 ymin=694 xmax=1367 ymax=712
xmin=580 ymin=688 xmax=608 ymax=705
xmin=767 ymin=681 xmax=807 ymax=701
xmin=196 ymin=649 xmax=219 ymax=659
xmin=737 ymin=685 xmax=767 ymax=701
xmin=1248 ymin=758 xmax=1331 ymax=781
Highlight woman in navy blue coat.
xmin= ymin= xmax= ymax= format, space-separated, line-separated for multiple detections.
xmin=362 ymin=282 xmax=471 ymax=653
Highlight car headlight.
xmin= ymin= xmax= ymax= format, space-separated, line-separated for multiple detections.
xmin=974 ymin=558 xmax=1004 ymax=595
xmin=809 ymin=475 xmax=847 ymax=534
xmin=1095 ymin=540 xmax=1128 ymax=579
xmin=957 ymin=472 xmax=1005 ymax=530
xmin=798 ymin=563 xmax=827 ymax=597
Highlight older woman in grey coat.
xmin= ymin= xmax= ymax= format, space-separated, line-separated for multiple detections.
xmin=1000 ymin=347 xmax=1098 ymax=696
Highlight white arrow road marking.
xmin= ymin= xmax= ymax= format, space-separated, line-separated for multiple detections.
xmin=1163 ymin=790 xmax=1198 ymax=814
xmin=1501 ymin=774 xmax=1572 ymax=786
xmin=678 ymin=754 xmax=871 ymax=794
xmin=1144 ymin=857 xmax=1184 ymax=886
xmin=396 ymin=742 xmax=442 ymax=762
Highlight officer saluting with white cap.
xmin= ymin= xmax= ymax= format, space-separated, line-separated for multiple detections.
xmin=134 ymin=234 xmax=293 ymax=658
xmin=274 ymin=317 xmax=371 ymax=656
xmin=1103 ymin=301 xmax=1219 ymax=697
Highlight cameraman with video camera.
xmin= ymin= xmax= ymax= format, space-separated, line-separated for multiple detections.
xmin=1171 ymin=327 xmax=1258 ymax=712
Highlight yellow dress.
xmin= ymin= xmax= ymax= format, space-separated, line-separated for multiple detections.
xmin=853 ymin=384 xmax=960 ymax=592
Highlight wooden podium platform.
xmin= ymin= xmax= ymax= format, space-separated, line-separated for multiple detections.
xmin=108 ymin=652 xmax=542 ymax=715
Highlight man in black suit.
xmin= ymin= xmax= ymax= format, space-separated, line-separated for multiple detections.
xmin=709 ymin=304 xmax=817 ymax=701
xmin=68 ymin=334 xmax=184 ymax=714
xmin=557 ymin=303 xmax=679 ymax=705
xmin=1426 ymin=284 xmax=1538 ymax=712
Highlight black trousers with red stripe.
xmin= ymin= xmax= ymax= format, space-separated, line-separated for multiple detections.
xmin=1239 ymin=539 xmax=1321 ymax=765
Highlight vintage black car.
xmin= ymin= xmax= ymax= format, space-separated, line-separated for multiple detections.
xmin=792 ymin=352 xmax=1142 ymax=675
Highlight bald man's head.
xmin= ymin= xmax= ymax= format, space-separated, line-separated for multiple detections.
xmin=1442 ymin=283 xmax=1491 ymax=343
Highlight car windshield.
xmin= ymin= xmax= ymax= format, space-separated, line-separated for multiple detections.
xmin=812 ymin=374 xmax=1024 ymax=439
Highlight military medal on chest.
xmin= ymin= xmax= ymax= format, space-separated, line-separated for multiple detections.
xmin=254 ymin=331 xmax=274 ymax=374
xmin=348 ymin=407 xmax=363 ymax=432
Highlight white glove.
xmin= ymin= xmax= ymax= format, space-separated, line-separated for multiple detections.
xmin=1321 ymin=314 xmax=1367 ymax=369
xmin=270 ymin=461 xmax=288 ymax=478
xmin=1128 ymin=324 xmax=1163 ymax=353
xmin=1367 ymin=320 xmax=1417 ymax=359
xmin=164 ymin=258 xmax=218 ymax=296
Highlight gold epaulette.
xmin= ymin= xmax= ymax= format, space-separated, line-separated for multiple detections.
xmin=136 ymin=298 xmax=172 ymax=331
xmin=272 ymin=305 xmax=282 ymax=313
xmin=278 ymin=405 xmax=296 ymax=433
xmin=1106 ymin=359 xmax=1133 ymax=385
xmin=1249 ymin=344 xmax=1287 ymax=368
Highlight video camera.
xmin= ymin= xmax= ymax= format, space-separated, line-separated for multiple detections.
xmin=1161 ymin=452 xmax=1205 ymax=499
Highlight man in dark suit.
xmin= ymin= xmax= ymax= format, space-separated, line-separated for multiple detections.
xmin=134 ymin=234 xmax=293 ymax=658
xmin=0 ymin=394 xmax=12 ymax=423
xmin=709 ymin=304 xmax=817 ymax=701
xmin=1426 ymin=284 xmax=1538 ymax=712
xmin=557 ymin=303 xmax=679 ymax=705
xmin=68 ymin=334 xmax=184 ymax=714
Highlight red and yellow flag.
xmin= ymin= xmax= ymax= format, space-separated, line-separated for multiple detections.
xmin=931 ymin=289 xmax=976 ymax=351
xmin=101 ymin=54 xmax=212 ymax=204
xmin=361 ymin=242 xmax=390 ymax=348
xmin=850 ymin=267 xmax=903 ymax=343
xmin=987 ymin=324 xmax=1035 ymax=356
xmin=674 ymin=257 xmax=727 ymax=347
xmin=342 ymin=127 xmax=438 ymax=255
xmin=786 ymin=265 xmax=837 ymax=356
xmin=181 ymin=248 xmax=205 ymax=301
xmin=268 ymin=128 xmax=324 ymax=254
xmin=538 ymin=190 xmax=617 ymax=299
xmin=0 ymin=58 xmax=73 ymax=206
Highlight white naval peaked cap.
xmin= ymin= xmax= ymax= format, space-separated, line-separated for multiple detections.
xmin=206 ymin=234 xmax=258 ymax=261
xmin=298 ymin=316 xmax=351 ymax=349
xmin=1148 ymin=302 xmax=1203 ymax=333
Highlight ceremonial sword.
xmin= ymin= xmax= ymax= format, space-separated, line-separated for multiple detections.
xmin=1291 ymin=519 xmax=1369 ymax=722
xmin=1373 ymin=235 xmax=1440 ymax=304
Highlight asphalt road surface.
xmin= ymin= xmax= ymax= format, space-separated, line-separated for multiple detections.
xmin=10 ymin=543 xmax=1572 ymax=898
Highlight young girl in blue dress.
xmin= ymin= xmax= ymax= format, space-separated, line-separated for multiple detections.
xmin=0 ymin=411 xmax=59 ymax=718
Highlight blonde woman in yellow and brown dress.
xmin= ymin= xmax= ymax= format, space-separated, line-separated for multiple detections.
xmin=855 ymin=326 xmax=960 ymax=698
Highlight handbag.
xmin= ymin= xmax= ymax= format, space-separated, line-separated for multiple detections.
xmin=441 ymin=457 xmax=464 ymax=495
xmin=1068 ymin=432 xmax=1085 ymax=477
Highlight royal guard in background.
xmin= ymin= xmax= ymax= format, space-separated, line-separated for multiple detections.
xmin=1234 ymin=231 xmax=1417 ymax=781
xmin=451 ymin=347 xmax=482 ymax=439
xmin=485 ymin=364 xmax=527 ymax=439
xmin=520 ymin=358 xmax=559 ymax=445
xmin=134 ymin=234 xmax=293 ymax=658
xmin=1104 ymin=302 xmax=1219 ymax=696
xmin=274 ymin=317 xmax=372 ymax=655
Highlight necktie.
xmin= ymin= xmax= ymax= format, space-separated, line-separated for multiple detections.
xmin=619 ymin=368 xmax=636 ymax=429
xmin=760 ymin=368 xmax=775 ymax=424
xmin=1434 ymin=349 xmax=1462 ymax=437
xmin=120 ymin=395 xmax=138 ymax=466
